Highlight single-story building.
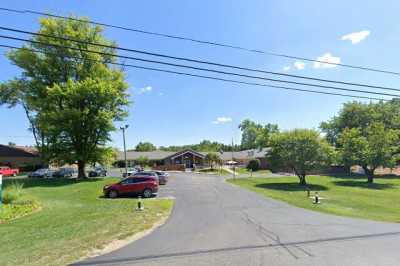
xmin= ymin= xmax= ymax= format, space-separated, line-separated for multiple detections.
xmin=116 ymin=148 xmax=270 ymax=170
xmin=0 ymin=144 xmax=42 ymax=170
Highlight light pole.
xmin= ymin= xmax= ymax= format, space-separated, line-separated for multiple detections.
xmin=120 ymin=124 xmax=129 ymax=177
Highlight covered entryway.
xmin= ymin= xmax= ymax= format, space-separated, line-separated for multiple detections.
xmin=165 ymin=149 xmax=205 ymax=169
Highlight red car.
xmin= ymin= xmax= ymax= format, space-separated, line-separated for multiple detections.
xmin=0 ymin=166 xmax=19 ymax=177
xmin=103 ymin=176 xmax=159 ymax=198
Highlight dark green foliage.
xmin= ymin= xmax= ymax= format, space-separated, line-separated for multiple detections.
xmin=246 ymin=159 xmax=260 ymax=171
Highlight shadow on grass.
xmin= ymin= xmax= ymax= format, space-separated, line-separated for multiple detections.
xmin=328 ymin=174 xmax=400 ymax=180
xmin=255 ymin=182 xmax=328 ymax=191
xmin=99 ymin=194 xmax=157 ymax=199
xmin=333 ymin=180 xmax=395 ymax=190
xmin=3 ymin=177 xmax=105 ymax=189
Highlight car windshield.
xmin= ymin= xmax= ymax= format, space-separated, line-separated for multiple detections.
xmin=36 ymin=169 xmax=47 ymax=173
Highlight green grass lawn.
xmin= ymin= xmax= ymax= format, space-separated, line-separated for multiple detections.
xmin=0 ymin=178 xmax=173 ymax=266
xmin=229 ymin=175 xmax=400 ymax=223
xmin=235 ymin=167 xmax=272 ymax=176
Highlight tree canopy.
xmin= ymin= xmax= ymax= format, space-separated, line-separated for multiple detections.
xmin=205 ymin=152 xmax=221 ymax=169
xmin=0 ymin=16 xmax=129 ymax=177
xmin=159 ymin=140 xmax=239 ymax=152
xmin=239 ymin=119 xmax=279 ymax=150
xmin=136 ymin=156 xmax=150 ymax=167
xmin=321 ymin=100 xmax=400 ymax=182
xmin=268 ymin=129 xmax=333 ymax=185
xmin=134 ymin=142 xmax=157 ymax=152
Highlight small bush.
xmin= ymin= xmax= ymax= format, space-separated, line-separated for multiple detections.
xmin=247 ymin=159 xmax=260 ymax=172
xmin=3 ymin=182 xmax=24 ymax=204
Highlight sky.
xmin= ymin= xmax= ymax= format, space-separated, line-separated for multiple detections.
xmin=1 ymin=0 xmax=400 ymax=149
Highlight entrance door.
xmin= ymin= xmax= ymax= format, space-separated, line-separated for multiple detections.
xmin=183 ymin=157 xmax=192 ymax=168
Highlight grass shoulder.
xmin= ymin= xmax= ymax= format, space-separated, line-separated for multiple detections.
xmin=228 ymin=175 xmax=400 ymax=223
xmin=0 ymin=177 xmax=173 ymax=266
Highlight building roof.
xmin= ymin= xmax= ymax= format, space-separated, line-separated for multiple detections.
xmin=118 ymin=148 xmax=269 ymax=161
xmin=118 ymin=150 xmax=175 ymax=161
xmin=0 ymin=144 xmax=39 ymax=158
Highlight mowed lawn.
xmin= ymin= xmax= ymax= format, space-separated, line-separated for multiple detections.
xmin=229 ymin=175 xmax=400 ymax=223
xmin=0 ymin=178 xmax=173 ymax=266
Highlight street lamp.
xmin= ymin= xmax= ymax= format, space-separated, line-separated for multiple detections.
xmin=120 ymin=124 xmax=129 ymax=177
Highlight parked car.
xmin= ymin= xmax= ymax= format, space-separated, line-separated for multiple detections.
xmin=28 ymin=168 xmax=54 ymax=178
xmin=122 ymin=168 xmax=138 ymax=178
xmin=154 ymin=171 xmax=169 ymax=185
xmin=132 ymin=171 xmax=161 ymax=184
xmin=103 ymin=176 xmax=159 ymax=198
xmin=88 ymin=167 xmax=107 ymax=177
xmin=0 ymin=166 xmax=19 ymax=177
xmin=53 ymin=167 xmax=75 ymax=178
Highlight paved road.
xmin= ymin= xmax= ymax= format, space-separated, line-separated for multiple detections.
xmin=77 ymin=172 xmax=400 ymax=266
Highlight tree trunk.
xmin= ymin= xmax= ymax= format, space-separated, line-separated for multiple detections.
xmin=362 ymin=166 xmax=374 ymax=183
xmin=294 ymin=169 xmax=307 ymax=185
xmin=298 ymin=175 xmax=307 ymax=185
xmin=77 ymin=160 xmax=87 ymax=179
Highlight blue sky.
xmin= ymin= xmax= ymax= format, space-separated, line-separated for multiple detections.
xmin=1 ymin=0 xmax=399 ymax=149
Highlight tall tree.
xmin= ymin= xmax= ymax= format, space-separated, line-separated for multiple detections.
xmin=0 ymin=16 xmax=129 ymax=177
xmin=134 ymin=142 xmax=156 ymax=152
xmin=239 ymin=119 xmax=278 ymax=150
xmin=268 ymin=129 xmax=333 ymax=185
xmin=321 ymin=100 xmax=400 ymax=182
xmin=338 ymin=123 xmax=399 ymax=183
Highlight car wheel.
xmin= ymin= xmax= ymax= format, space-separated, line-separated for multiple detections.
xmin=108 ymin=190 xmax=118 ymax=199
xmin=142 ymin=188 xmax=152 ymax=198
xmin=13 ymin=172 xmax=17 ymax=177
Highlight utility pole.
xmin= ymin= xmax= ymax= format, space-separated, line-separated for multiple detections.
xmin=232 ymin=138 xmax=235 ymax=180
xmin=120 ymin=124 xmax=129 ymax=177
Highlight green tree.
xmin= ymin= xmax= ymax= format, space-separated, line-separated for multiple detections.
xmin=268 ymin=129 xmax=333 ymax=185
xmin=246 ymin=159 xmax=260 ymax=172
xmin=205 ymin=152 xmax=221 ymax=169
xmin=338 ymin=123 xmax=399 ymax=183
xmin=7 ymin=142 xmax=16 ymax=147
xmin=136 ymin=156 xmax=149 ymax=167
xmin=134 ymin=142 xmax=156 ymax=152
xmin=321 ymin=100 xmax=400 ymax=183
xmin=239 ymin=119 xmax=278 ymax=150
xmin=0 ymin=16 xmax=129 ymax=177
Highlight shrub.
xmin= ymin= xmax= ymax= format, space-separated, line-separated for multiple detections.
xmin=247 ymin=159 xmax=260 ymax=172
xmin=3 ymin=182 xmax=24 ymax=204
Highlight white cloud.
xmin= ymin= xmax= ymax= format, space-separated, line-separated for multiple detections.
xmin=212 ymin=117 xmax=232 ymax=124
xmin=293 ymin=61 xmax=305 ymax=70
xmin=341 ymin=30 xmax=370 ymax=44
xmin=283 ymin=66 xmax=291 ymax=72
xmin=313 ymin=53 xmax=341 ymax=69
xmin=158 ymin=92 xmax=164 ymax=96
xmin=137 ymin=86 xmax=152 ymax=94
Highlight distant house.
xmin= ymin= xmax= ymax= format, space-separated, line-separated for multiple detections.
xmin=0 ymin=144 xmax=42 ymax=169
xmin=116 ymin=148 xmax=269 ymax=170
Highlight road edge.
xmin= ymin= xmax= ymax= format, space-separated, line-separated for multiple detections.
xmin=76 ymin=206 xmax=173 ymax=263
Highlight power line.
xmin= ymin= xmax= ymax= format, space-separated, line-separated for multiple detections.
xmin=0 ymin=6 xmax=399 ymax=76
xmin=0 ymin=34 xmax=399 ymax=98
xmin=0 ymin=44 xmax=388 ymax=101
xmin=1 ymin=25 xmax=399 ymax=93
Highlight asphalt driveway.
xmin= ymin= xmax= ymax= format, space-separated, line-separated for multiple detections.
xmin=76 ymin=172 xmax=400 ymax=266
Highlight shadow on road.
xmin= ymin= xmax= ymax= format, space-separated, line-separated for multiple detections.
xmin=255 ymin=182 xmax=328 ymax=191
